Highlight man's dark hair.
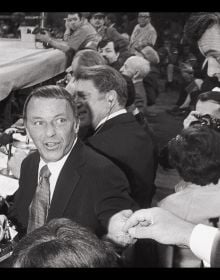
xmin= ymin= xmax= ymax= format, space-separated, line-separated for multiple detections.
xmin=11 ymin=218 xmax=118 ymax=267
xmin=97 ymin=39 xmax=120 ymax=53
xmin=73 ymin=49 xmax=106 ymax=69
xmin=168 ymin=125 xmax=220 ymax=186
xmin=68 ymin=12 xmax=82 ymax=19
xmin=23 ymin=85 xmax=78 ymax=122
xmin=198 ymin=90 xmax=220 ymax=105
xmin=106 ymin=13 xmax=117 ymax=24
xmin=184 ymin=12 xmax=220 ymax=43
xmin=74 ymin=65 xmax=128 ymax=106
xmin=81 ymin=12 xmax=91 ymax=20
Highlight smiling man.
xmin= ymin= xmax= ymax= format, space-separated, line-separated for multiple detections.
xmin=0 ymin=85 xmax=138 ymax=249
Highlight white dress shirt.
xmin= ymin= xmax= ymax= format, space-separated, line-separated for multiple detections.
xmin=190 ymin=224 xmax=219 ymax=267
xmin=95 ymin=109 xmax=127 ymax=131
xmin=38 ymin=137 xmax=77 ymax=202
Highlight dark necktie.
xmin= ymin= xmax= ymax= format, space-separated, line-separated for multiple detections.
xmin=27 ymin=164 xmax=51 ymax=233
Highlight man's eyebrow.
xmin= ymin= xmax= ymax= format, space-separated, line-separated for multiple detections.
xmin=31 ymin=113 xmax=65 ymax=119
xmin=203 ymin=49 xmax=220 ymax=56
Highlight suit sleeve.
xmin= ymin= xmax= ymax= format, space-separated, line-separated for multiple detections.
xmin=94 ymin=161 xmax=139 ymax=229
xmin=189 ymin=224 xmax=219 ymax=266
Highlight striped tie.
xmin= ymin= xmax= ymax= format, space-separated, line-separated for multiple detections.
xmin=27 ymin=165 xmax=51 ymax=233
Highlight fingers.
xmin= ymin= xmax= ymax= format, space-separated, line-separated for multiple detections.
xmin=128 ymin=225 xmax=152 ymax=239
xmin=123 ymin=209 xmax=152 ymax=232
xmin=120 ymin=209 xmax=133 ymax=218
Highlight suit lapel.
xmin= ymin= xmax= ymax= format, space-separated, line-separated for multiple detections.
xmin=47 ymin=140 xmax=85 ymax=220
xmin=23 ymin=152 xmax=40 ymax=209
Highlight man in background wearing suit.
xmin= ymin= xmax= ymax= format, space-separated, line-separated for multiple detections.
xmin=73 ymin=65 xmax=158 ymax=267
xmin=74 ymin=65 xmax=156 ymax=208
xmin=0 ymin=85 xmax=138 ymax=249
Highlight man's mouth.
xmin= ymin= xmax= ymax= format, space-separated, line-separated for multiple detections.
xmin=44 ymin=142 xmax=60 ymax=150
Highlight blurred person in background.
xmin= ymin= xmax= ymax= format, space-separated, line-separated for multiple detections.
xmin=129 ymin=12 xmax=157 ymax=54
xmin=35 ymin=12 xmax=98 ymax=55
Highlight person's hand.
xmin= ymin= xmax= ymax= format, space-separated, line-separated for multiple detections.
xmin=183 ymin=110 xmax=199 ymax=129
xmin=0 ymin=215 xmax=8 ymax=241
xmin=64 ymin=20 xmax=71 ymax=33
xmin=107 ymin=209 xmax=136 ymax=247
xmin=123 ymin=207 xmax=195 ymax=247
xmin=35 ymin=30 xmax=51 ymax=43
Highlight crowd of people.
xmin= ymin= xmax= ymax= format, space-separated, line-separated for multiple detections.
xmin=0 ymin=12 xmax=220 ymax=268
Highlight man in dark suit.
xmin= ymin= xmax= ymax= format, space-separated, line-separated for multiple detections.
xmin=0 ymin=85 xmax=137 ymax=248
xmin=73 ymin=65 xmax=158 ymax=267
xmin=74 ymin=65 xmax=156 ymax=208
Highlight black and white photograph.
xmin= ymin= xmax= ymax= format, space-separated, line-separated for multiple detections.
xmin=0 ymin=11 xmax=220 ymax=268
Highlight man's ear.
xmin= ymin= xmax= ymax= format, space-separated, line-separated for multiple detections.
xmin=133 ymin=70 xmax=141 ymax=80
xmin=74 ymin=121 xmax=80 ymax=133
xmin=106 ymin=90 xmax=117 ymax=105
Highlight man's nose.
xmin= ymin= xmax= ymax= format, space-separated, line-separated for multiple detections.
xmin=45 ymin=123 xmax=56 ymax=137
xmin=207 ymin=57 xmax=220 ymax=77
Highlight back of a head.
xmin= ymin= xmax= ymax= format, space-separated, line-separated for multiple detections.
xmin=184 ymin=12 xmax=220 ymax=44
xmin=168 ymin=125 xmax=220 ymax=186
xmin=137 ymin=45 xmax=160 ymax=64
xmin=126 ymin=56 xmax=150 ymax=79
xmin=106 ymin=13 xmax=117 ymax=24
xmin=11 ymin=218 xmax=118 ymax=267
xmin=73 ymin=49 xmax=106 ymax=69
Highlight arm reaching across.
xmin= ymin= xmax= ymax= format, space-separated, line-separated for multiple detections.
xmin=106 ymin=209 xmax=136 ymax=247
xmin=123 ymin=207 xmax=194 ymax=247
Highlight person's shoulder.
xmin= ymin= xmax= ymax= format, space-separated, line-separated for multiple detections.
xmin=80 ymin=22 xmax=96 ymax=33
xmin=22 ymin=150 xmax=39 ymax=166
xmin=83 ymin=142 xmax=114 ymax=164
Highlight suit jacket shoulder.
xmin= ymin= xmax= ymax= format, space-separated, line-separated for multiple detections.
xmin=86 ymin=113 xmax=156 ymax=207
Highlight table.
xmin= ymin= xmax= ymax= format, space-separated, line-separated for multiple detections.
xmin=0 ymin=38 xmax=69 ymax=101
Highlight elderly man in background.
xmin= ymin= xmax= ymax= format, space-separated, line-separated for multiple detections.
xmin=120 ymin=56 xmax=150 ymax=116
xmin=35 ymin=12 xmax=98 ymax=54
xmin=129 ymin=12 xmax=157 ymax=54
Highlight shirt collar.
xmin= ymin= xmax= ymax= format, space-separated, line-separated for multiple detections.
xmin=39 ymin=137 xmax=78 ymax=176
xmin=95 ymin=109 xmax=127 ymax=130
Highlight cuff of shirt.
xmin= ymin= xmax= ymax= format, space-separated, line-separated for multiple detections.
xmin=190 ymin=224 xmax=218 ymax=265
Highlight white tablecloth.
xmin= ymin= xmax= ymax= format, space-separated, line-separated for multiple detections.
xmin=0 ymin=39 xmax=68 ymax=101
